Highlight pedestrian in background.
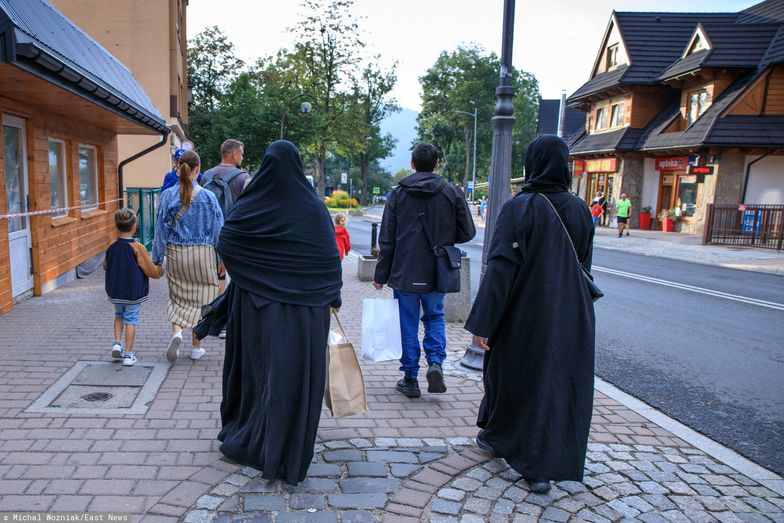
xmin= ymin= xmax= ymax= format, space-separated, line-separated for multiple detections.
xmin=373 ymin=142 xmax=476 ymax=399
xmin=216 ymin=140 xmax=342 ymax=486
xmin=105 ymin=209 xmax=162 ymax=366
xmin=334 ymin=213 xmax=351 ymax=260
xmin=201 ymin=139 xmax=251 ymax=296
xmin=466 ymin=135 xmax=595 ymax=494
xmin=152 ymin=150 xmax=224 ymax=362
xmin=591 ymin=200 xmax=603 ymax=227
xmin=616 ymin=193 xmax=632 ymax=237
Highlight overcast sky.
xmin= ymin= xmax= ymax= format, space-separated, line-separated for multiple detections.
xmin=187 ymin=0 xmax=757 ymax=110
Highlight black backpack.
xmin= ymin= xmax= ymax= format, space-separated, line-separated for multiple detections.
xmin=202 ymin=167 xmax=245 ymax=217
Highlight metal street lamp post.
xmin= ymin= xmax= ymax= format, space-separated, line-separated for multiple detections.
xmin=460 ymin=0 xmax=516 ymax=371
xmin=280 ymin=93 xmax=314 ymax=140
xmin=455 ymin=107 xmax=478 ymax=201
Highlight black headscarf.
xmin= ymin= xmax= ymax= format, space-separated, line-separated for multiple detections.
xmin=521 ymin=134 xmax=571 ymax=194
xmin=217 ymin=141 xmax=342 ymax=307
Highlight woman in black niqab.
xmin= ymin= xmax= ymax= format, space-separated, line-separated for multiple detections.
xmin=465 ymin=135 xmax=596 ymax=492
xmin=216 ymin=140 xmax=342 ymax=485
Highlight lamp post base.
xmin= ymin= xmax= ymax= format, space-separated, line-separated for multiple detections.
xmin=458 ymin=341 xmax=486 ymax=371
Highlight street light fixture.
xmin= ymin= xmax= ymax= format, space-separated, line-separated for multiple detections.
xmin=454 ymin=105 xmax=478 ymax=201
xmin=280 ymin=93 xmax=314 ymax=140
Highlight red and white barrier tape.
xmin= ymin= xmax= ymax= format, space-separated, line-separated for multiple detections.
xmin=0 ymin=198 xmax=123 ymax=220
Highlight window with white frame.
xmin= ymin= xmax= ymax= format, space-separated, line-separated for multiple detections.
xmin=48 ymin=140 xmax=68 ymax=217
xmin=688 ymin=91 xmax=708 ymax=125
xmin=607 ymin=44 xmax=619 ymax=69
xmin=596 ymin=107 xmax=608 ymax=130
xmin=78 ymin=145 xmax=99 ymax=209
xmin=610 ymin=103 xmax=625 ymax=128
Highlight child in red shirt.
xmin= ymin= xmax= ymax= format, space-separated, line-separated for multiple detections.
xmin=591 ymin=202 xmax=603 ymax=227
xmin=334 ymin=213 xmax=351 ymax=260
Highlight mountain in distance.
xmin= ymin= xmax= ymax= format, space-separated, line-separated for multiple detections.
xmin=380 ymin=107 xmax=418 ymax=174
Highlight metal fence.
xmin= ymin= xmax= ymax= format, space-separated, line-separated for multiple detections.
xmin=124 ymin=188 xmax=160 ymax=251
xmin=703 ymin=204 xmax=784 ymax=251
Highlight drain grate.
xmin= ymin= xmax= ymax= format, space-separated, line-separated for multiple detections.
xmin=82 ymin=392 xmax=113 ymax=402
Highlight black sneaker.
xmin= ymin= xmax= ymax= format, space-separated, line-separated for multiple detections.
xmin=527 ymin=479 xmax=551 ymax=494
xmin=426 ymin=362 xmax=447 ymax=393
xmin=396 ymin=378 xmax=421 ymax=398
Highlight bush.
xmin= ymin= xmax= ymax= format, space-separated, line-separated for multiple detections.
xmin=324 ymin=197 xmax=335 ymax=207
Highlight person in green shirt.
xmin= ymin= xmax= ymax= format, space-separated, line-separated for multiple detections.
xmin=616 ymin=193 xmax=632 ymax=237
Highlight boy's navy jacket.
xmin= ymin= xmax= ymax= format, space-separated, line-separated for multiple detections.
xmin=104 ymin=238 xmax=162 ymax=304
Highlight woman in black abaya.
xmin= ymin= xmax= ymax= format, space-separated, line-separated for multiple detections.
xmin=216 ymin=141 xmax=342 ymax=485
xmin=465 ymin=135 xmax=596 ymax=493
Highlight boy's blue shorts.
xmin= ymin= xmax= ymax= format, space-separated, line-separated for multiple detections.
xmin=114 ymin=303 xmax=141 ymax=325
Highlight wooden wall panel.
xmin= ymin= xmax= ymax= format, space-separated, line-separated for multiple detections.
xmin=764 ymin=65 xmax=784 ymax=115
xmin=0 ymin=97 xmax=121 ymax=314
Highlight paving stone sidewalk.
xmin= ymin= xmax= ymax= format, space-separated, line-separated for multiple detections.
xmin=0 ymin=261 xmax=781 ymax=522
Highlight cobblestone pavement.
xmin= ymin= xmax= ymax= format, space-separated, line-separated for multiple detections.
xmin=0 ymin=261 xmax=781 ymax=522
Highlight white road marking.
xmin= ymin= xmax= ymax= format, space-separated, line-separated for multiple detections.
xmin=594 ymin=266 xmax=784 ymax=311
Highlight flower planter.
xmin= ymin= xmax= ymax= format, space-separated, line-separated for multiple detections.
xmin=662 ymin=217 xmax=676 ymax=232
xmin=639 ymin=212 xmax=652 ymax=230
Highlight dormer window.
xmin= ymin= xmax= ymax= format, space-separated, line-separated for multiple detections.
xmin=607 ymin=44 xmax=619 ymax=69
xmin=610 ymin=103 xmax=625 ymax=128
xmin=688 ymin=90 xmax=708 ymax=125
xmin=596 ymin=107 xmax=608 ymax=130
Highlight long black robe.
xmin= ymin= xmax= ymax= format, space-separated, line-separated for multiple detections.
xmin=465 ymin=135 xmax=595 ymax=481
xmin=216 ymin=141 xmax=342 ymax=485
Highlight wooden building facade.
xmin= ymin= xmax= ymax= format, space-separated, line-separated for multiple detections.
xmin=0 ymin=0 xmax=166 ymax=314
xmin=567 ymin=0 xmax=784 ymax=234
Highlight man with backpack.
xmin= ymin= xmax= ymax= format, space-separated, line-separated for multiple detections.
xmin=201 ymin=139 xmax=251 ymax=297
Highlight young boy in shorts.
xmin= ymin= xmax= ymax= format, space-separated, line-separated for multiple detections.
xmin=105 ymin=209 xmax=162 ymax=366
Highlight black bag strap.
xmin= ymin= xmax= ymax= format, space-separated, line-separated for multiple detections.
xmin=415 ymin=184 xmax=449 ymax=257
xmin=539 ymin=193 xmax=584 ymax=267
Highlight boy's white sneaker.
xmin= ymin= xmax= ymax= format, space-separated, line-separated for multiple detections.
xmin=112 ymin=342 xmax=123 ymax=360
xmin=122 ymin=352 xmax=137 ymax=366
xmin=190 ymin=348 xmax=206 ymax=360
xmin=166 ymin=331 xmax=182 ymax=363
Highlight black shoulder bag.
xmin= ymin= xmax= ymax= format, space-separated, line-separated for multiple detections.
xmin=540 ymin=194 xmax=604 ymax=302
xmin=416 ymin=210 xmax=463 ymax=294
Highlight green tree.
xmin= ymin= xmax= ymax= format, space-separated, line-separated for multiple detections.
xmin=288 ymin=0 xmax=366 ymax=196
xmin=187 ymin=26 xmax=245 ymax=165
xmin=416 ymin=45 xmax=539 ymax=187
xmin=350 ymin=62 xmax=399 ymax=204
xmin=393 ymin=168 xmax=412 ymax=184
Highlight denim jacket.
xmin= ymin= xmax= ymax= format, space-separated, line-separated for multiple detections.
xmin=152 ymin=182 xmax=225 ymax=265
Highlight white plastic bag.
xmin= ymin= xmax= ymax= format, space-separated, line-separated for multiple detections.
xmin=361 ymin=298 xmax=403 ymax=362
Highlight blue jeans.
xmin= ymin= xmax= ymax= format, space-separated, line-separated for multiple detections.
xmin=114 ymin=303 xmax=141 ymax=325
xmin=394 ymin=290 xmax=447 ymax=380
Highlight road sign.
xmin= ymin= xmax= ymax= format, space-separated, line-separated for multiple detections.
xmin=341 ymin=172 xmax=348 ymax=184
xmin=467 ymin=181 xmax=474 ymax=190
xmin=373 ymin=186 xmax=380 ymax=195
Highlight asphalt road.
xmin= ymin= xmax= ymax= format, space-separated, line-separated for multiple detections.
xmin=345 ymin=210 xmax=784 ymax=475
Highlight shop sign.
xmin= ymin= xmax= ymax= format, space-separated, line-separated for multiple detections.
xmin=655 ymin=157 xmax=690 ymax=171
xmin=573 ymin=160 xmax=585 ymax=178
xmin=585 ymin=158 xmax=617 ymax=173
xmin=688 ymin=165 xmax=714 ymax=175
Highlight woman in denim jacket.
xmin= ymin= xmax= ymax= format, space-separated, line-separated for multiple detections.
xmin=152 ymin=150 xmax=224 ymax=362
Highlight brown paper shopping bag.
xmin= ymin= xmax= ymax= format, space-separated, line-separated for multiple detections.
xmin=324 ymin=311 xmax=368 ymax=418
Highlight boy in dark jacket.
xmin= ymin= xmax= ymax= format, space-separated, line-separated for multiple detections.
xmin=105 ymin=209 xmax=162 ymax=366
xmin=373 ymin=142 xmax=476 ymax=398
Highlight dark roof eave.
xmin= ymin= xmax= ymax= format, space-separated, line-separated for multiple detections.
xmin=10 ymin=39 xmax=166 ymax=134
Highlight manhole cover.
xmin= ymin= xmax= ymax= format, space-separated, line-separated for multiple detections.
xmin=25 ymin=361 xmax=171 ymax=415
xmin=82 ymin=392 xmax=113 ymax=402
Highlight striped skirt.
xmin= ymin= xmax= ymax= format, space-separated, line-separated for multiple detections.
xmin=165 ymin=244 xmax=220 ymax=329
